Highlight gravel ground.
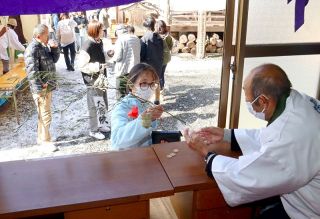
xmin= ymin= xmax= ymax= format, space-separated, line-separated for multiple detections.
xmin=0 ymin=54 xmax=222 ymax=162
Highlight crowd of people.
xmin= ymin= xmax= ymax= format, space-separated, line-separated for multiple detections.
xmin=21 ymin=13 xmax=173 ymax=150
xmin=2 ymin=10 xmax=320 ymax=219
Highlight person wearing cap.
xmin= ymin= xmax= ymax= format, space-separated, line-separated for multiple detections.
xmin=0 ymin=18 xmax=25 ymax=74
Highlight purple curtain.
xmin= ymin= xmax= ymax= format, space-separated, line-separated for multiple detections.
xmin=0 ymin=0 xmax=141 ymax=16
xmin=288 ymin=0 xmax=309 ymax=31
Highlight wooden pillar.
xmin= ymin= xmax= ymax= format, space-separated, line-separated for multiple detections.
xmin=163 ymin=0 xmax=171 ymax=25
xmin=196 ymin=10 xmax=206 ymax=59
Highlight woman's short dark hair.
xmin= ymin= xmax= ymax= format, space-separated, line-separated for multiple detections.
xmin=143 ymin=16 xmax=156 ymax=31
xmin=60 ymin=13 xmax=69 ymax=20
xmin=87 ymin=20 xmax=104 ymax=39
xmin=127 ymin=25 xmax=135 ymax=34
xmin=155 ymin=20 xmax=168 ymax=35
xmin=126 ymin=63 xmax=159 ymax=92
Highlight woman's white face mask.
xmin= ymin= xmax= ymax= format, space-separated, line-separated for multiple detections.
xmin=245 ymin=95 xmax=266 ymax=120
xmin=134 ymin=87 xmax=154 ymax=101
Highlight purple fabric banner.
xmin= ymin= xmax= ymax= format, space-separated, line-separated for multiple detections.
xmin=0 ymin=0 xmax=141 ymax=16
xmin=288 ymin=0 xmax=309 ymax=31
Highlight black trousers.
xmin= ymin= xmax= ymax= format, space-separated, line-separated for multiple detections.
xmin=62 ymin=42 xmax=76 ymax=70
xmin=255 ymin=196 xmax=290 ymax=219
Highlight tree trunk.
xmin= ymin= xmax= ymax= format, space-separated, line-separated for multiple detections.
xmin=178 ymin=42 xmax=185 ymax=50
xmin=209 ymin=37 xmax=217 ymax=46
xmin=205 ymin=44 xmax=216 ymax=53
xmin=187 ymin=33 xmax=196 ymax=42
xmin=190 ymin=47 xmax=196 ymax=55
xmin=216 ymin=39 xmax=223 ymax=48
xmin=181 ymin=47 xmax=190 ymax=53
xmin=186 ymin=41 xmax=196 ymax=49
xmin=179 ymin=34 xmax=188 ymax=44
xmin=212 ymin=33 xmax=219 ymax=40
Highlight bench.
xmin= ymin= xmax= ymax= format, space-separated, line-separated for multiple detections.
xmin=0 ymin=62 xmax=28 ymax=124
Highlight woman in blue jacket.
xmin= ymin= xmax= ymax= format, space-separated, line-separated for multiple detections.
xmin=111 ymin=63 xmax=164 ymax=150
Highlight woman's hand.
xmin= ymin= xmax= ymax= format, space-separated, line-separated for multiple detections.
xmin=146 ymin=105 xmax=164 ymax=121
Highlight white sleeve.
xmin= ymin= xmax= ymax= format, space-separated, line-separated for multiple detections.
xmin=211 ymin=147 xmax=300 ymax=207
xmin=111 ymin=103 xmax=156 ymax=150
xmin=234 ymin=129 xmax=262 ymax=154
xmin=8 ymin=30 xmax=25 ymax=51
xmin=77 ymin=50 xmax=100 ymax=74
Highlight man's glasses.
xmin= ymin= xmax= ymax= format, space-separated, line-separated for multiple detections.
xmin=139 ymin=82 xmax=158 ymax=90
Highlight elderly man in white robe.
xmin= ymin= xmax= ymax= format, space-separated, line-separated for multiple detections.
xmin=184 ymin=63 xmax=320 ymax=219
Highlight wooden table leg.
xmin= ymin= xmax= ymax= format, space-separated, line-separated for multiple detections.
xmin=12 ymin=89 xmax=19 ymax=124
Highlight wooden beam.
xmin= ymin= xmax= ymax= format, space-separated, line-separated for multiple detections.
xmin=218 ymin=0 xmax=235 ymax=128
xmin=229 ymin=0 xmax=249 ymax=129
xmin=244 ymin=43 xmax=320 ymax=57
xmin=170 ymin=25 xmax=224 ymax=32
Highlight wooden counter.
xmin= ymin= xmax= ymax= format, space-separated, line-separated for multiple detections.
xmin=153 ymin=142 xmax=252 ymax=219
xmin=0 ymin=62 xmax=28 ymax=124
xmin=0 ymin=148 xmax=174 ymax=219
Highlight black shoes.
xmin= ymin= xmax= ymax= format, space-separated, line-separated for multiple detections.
xmin=67 ymin=66 xmax=75 ymax=71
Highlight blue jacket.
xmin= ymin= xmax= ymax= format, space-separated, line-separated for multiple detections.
xmin=111 ymin=94 xmax=157 ymax=151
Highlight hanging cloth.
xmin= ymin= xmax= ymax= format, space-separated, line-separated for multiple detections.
xmin=0 ymin=0 xmax=141 ymax=16
xmin=288 ymin=0 xmax=309 ymax=31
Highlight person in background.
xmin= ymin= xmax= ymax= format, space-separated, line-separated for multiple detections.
xmin=47 ymin=15 xmax=55 ymax=40
xmin=155 ymin=20 xmax=173 ymax=91
xmin=0 ymin=18 xmax=25 ymax=74
xmin=56 ymin=13 xmax=77 ymax=71
xmin=140 ymin=16 xmax=163 ymax=80
xmin=111 ymin=24 xmax=141 ymax=99
xmin=24 ymin=24 xmax=60 ymax=152
xmin=78 ymin=20 xmax=109 ymax=140
xmin=111 ymin=63 xmax=164 ymax=151
xmin=73 ymin=11 xmax=88 ymax=52
xmin=184 ymin=64 xmax=320 ymax=219
xmin=52 ymin=13 xmax=59 ymax=32
xmin=98 ymin=8 xmax=109 ymax=38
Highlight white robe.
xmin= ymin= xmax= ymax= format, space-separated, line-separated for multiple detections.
xmin=0 ymin=28 xmax=25 ymax=60
xmin=211 ymin=90 xmax=320 ymax=219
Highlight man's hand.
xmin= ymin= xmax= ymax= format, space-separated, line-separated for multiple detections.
xmin=183 ymin=128 xmax=209 ymax=157
xmin=197 ymin=127 xmax=224 ymax=144
xmin=48 ymin=39 xmax=58 ymax=48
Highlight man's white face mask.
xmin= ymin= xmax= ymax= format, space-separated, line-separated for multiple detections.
xmin=245 ymin=95 xmax=267 ymax=120
xmin=135 ymin=87 xmax=154 ymax=101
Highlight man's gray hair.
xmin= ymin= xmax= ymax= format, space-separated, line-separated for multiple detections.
xmin=33 ymin=24 xmax=48 ymax=38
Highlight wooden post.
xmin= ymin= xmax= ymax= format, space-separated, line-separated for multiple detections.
xmin=196 ymin=10 xmax=206 ymax=59
xmin=163 ymin=0 xmax=171 ymax=25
